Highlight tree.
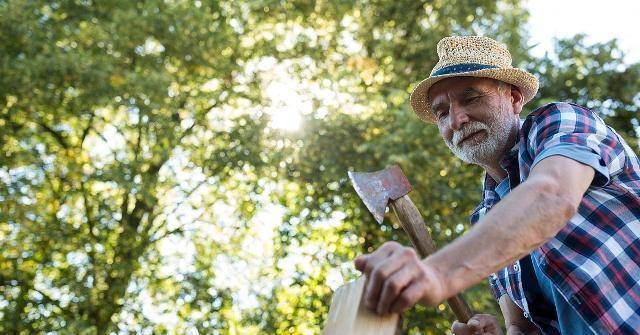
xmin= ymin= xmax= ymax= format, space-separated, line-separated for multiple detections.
xmin=1 ymin=1 xmax=263 ymax=333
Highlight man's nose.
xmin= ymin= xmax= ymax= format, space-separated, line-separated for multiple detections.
xmin=449 ymin=105 xmax=469 ymax=131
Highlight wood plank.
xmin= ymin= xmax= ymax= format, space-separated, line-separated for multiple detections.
xmin=322 ymin=277 xmax=399 ymax=335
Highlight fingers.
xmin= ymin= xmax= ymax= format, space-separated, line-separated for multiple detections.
xmin=377 ymin=266 xmax=414 ymax=314
xmin=389 ymin=279 xmax=425 ymax=314
xmin=451 ymin=314 xmax=503 ymax=335
xmin=464 ymin=315 xmax=484 ymax=334
xmin=363 ymin=246 xmax=409 ymax=310
xmin=354 ymin=242 xmax=443 ymax=316
xmin=468 ymin=316 xmax=483 ymax=330
xmin=468 ymin=314 xmax=495 ymax=330
xmin=354 ymin=255 xmax=368 ymax=271
xmin=356 ymin=241 xmax=399 ymax=275
xmin=451 ymin=320 xmax=475 ymax=335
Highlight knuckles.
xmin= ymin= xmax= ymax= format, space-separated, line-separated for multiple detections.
xmin=372 ymin=265 xmax=388 ymax=282
xmin=401 ymin=247 xmax=416 ymax=259
xmin=363 ymin=262 xmax=375 ymax=276
xmin=397 ymin=291 xmax=413 ymax=306
xmin=386 ymin=280 xmax=401 ymax=295
xmin=356 ymin=242 xmax=439 ymax=315
xmin=381 ymin=241 xmax=401 ymax=249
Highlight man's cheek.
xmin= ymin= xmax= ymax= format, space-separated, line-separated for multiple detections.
xmin=438 ymin=127 xmax=452 ymax=144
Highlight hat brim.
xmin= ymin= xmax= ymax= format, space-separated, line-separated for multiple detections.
xmin=410 ymin=68 xmax=539 ymax=123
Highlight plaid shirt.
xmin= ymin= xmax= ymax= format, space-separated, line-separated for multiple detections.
xmin=470 ymin=102 xmax=640 ymax=334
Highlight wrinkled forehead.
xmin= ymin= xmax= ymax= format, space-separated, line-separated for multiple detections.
xmin=428 ymin=77 xmax=500 ymax=103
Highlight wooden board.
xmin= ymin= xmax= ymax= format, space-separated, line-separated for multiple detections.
xmin=322 ymin=277 xmax=399 ymax=335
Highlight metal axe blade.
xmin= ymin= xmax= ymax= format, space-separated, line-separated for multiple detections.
xmin=347 ymin=165 xmax=412 ymax=224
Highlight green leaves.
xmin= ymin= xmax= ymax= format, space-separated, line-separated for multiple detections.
xmin=530 ymin=36 xmax=640 ymax=148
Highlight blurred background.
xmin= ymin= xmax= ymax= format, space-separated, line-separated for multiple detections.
xmin=1 ymin=0 xmax=639 ymax=334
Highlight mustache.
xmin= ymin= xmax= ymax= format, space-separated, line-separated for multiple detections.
xmin=452 ymin=122 xmax=488 ymax=146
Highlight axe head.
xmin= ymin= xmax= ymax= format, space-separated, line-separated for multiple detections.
xmin=348 ymin=165 xmax=412 ymax=224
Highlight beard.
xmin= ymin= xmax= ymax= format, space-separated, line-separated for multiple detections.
xmin=443 ymin=104 xmax=517 ymax=166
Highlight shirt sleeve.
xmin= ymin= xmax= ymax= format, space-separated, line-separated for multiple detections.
xmin=524 ymin=102 xmax=627 ymax=187
xmin=488 ymin=273 xmax=506 ymax=300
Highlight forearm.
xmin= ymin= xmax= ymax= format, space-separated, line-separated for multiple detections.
xmin=507 ymin=325 xmax=541 ymax=335
xmin=425 ymin=176 xmax=578 ymax=300
xmin=500 ymin=295 xmax=541 ymax=335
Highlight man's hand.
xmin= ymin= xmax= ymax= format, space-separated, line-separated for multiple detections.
xmin=451 ymin=314 xmax=503 ymax=335
xmin=354 ymin=241 xmax=446 ymax=315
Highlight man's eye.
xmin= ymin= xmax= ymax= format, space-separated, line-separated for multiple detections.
xmin=436 ymin=110 xmax=448 ymax=119
xmin=464 ymin=96 xmax=480 ymax=104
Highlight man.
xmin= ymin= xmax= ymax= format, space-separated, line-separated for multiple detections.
xmin=354 ymin=35 xmax=640 ymax=334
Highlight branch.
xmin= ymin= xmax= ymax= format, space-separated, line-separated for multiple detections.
xmin=34 ymin=120 xmax=69 ymax=149
xmin=148 ymin=213 xmax=202 ymax=246
xmin=80 ymin=181 xmax=99 ymax=301
xmin=92 ymin=113 xmax=135 ymax=152
xmin=149 ymin=226 xmax=187 ymax=244
xmin=147 ymin=179 xmax=207 ymax=237
xmin=80 ymin=182 xmax=97 ymax=240
xmin=79 ymin=112 xmax=96 ymax=147
xmin=94 ymin=130 xmax=126 ymax=166
xmin=175 ymin=100 xmax=220 ymax=143
xmin=133 ymin=113 xmax=145 ymax=164
xmin=30 ymin=287 xmax=72 ymax=317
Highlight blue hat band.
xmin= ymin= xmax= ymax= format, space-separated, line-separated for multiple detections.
xmin=432 ymin=63 xmax=498 ymax=76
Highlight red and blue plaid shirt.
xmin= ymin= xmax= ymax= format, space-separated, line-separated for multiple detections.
xmin=470 ymin=102 xmax=640 ymax=334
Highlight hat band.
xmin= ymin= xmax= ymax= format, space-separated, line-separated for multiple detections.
xmin=432 ymin=63 xmax=498 ymax=76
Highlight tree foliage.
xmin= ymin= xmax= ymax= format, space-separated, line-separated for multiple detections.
xmin=1 ymin=1 xmax=638 ymax=334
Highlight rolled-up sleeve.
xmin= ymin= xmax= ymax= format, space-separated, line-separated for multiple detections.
xmin=488 ymin=273 xmax=506 ymax=300
xmin=524 ymin=103 xmax=626 ymax=187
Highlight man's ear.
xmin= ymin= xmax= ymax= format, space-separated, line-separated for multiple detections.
xmin=510 ymin=85 xmax=524 ymax=115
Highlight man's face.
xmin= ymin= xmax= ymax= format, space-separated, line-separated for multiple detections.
xmin=428 ymin=77 xmax=520 ymax=166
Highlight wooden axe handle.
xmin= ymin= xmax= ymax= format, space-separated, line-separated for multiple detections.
xmin=390 ymin=195 xmax=473 ymax=323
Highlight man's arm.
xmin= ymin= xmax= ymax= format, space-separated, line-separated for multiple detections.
xmin=423 ymin=155 xmax=594 ymax=304
xmin=499 ymin=295 xmax=540 ymax=335
xmin=356 ymin=155 xmax=594 ymax=314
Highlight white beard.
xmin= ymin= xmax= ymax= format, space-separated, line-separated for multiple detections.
xmin=444 ymin=107 xmax=516 ymax=166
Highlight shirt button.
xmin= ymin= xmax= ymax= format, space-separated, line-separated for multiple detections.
xmin=523 ymin=312 xmax=530 ymax=319
xmin=569 ymin=295 xmax=583 ymax=306
xmin=513 ymin=263 xmax=520 ymax=271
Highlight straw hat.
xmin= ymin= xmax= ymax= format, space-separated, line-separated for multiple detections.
xmin=410 ymin=36 xmax=539 ymax=123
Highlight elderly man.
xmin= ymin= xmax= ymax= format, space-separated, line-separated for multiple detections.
xmin=354 ymin=36 xmax=640 ymax=334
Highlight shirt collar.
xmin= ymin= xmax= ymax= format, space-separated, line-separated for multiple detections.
xmin=481 ymin=120 xmax=523 ymax=207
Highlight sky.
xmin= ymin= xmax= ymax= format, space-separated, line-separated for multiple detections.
xmin=526 ymin=0 xmax=640 ymax=63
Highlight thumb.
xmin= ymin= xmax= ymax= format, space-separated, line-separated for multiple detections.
xmin=470 ymin=314 xmax=503 ymax=333
xmin=467 ymin=318 xmax=481 ymax=330
xmin=451 ymin=320 xmax=474 ymax=335
xmin=467 ymin=314 xmax=491 ymax=331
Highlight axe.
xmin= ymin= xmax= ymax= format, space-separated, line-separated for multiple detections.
xmin=348 ymin=165 xmax=473 ymax=323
